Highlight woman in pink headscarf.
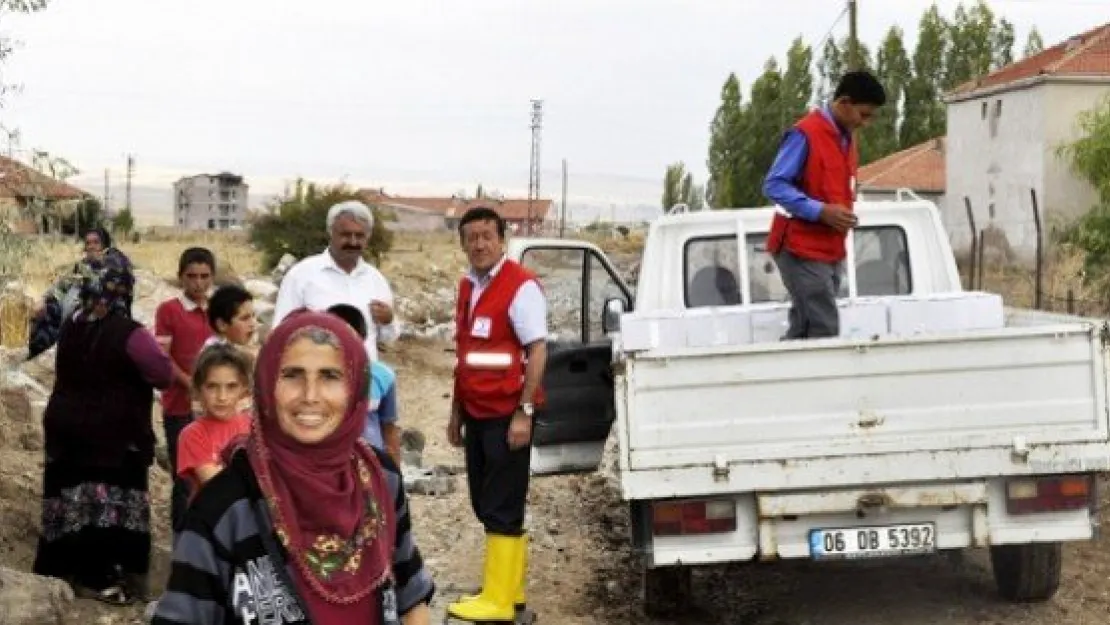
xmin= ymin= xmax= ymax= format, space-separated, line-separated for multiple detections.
xmin=152 ymin=309 xmax=433 ymax=624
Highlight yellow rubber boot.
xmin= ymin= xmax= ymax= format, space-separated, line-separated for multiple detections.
xmin=459 ymin=534 xmax=529 ymax=609
xmin=515 ymin=534 xmax=528 ymax=607
xmin=447 ymin=534 xmax=522 ymax=622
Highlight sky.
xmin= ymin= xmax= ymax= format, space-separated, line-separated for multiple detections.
xmin=2 ymin=0 xmax=1107 ymax=224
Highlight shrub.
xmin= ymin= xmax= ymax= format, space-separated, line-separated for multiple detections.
xmin=249 ymin=181 xmax=393 ymax=270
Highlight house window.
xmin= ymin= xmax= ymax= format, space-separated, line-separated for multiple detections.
xmin=981 ymin=102 xmax=988 ymax=119
xmin=989 ymin=98 xmax=1002 ymax=139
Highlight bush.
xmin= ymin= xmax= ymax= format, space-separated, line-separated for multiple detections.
xmin=249 ymin=181 xmax=393 ymax=271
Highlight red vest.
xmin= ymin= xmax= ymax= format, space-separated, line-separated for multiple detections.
xmin=455 ymin=259 xmax=546 ymax=419
xmin=766 ymin=109 xmax=859 ymax=263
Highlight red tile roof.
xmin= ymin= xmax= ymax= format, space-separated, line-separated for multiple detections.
xmin=858 ymin=137 xmax=946 ymax=194
xmin=948 ymin=22 xmax=1110 ymax=98
xmin=357 ymin=188 xmax=552 ymax=221
xmin=449 ymin=199 xmax=553 ymax=221
xmin=0 ymin=156 xmax=88 ymax=201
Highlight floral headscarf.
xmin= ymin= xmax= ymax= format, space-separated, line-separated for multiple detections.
xmin=245 ymin=309 xmax=395 ymax=622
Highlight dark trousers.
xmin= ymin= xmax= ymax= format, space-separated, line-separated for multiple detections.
xmin=162 ymin=413 xmax=194 ymax=537
xmin=463 ymin=413 xmax=531 ymax=536
xmin=773 ymin=250 xmax=843 ymax=339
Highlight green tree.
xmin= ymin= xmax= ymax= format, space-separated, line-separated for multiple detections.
xmin=780 ymin=37 xmax=814 ymax=124
xmin=1059 ymin=98 xmax=1110 ymax=283
xmin=815 ymin=38 xmax=843 ymax=105
xmin=62 ymin=196 xmax=103 ymax=236
xmin=661 ymin=162 xmax=687 ymax=210
xmin=901 ymin=5 xmax=948 ymax=148
xmin=113 ymin=207 xmax=135 ymax=236
xmin=250 ymin=182 xmax=393 ymax=270
xmin=706 ymin=73 xmax=747 ymax=208
xmin=738 ymin=58 xmax=788 ymax=206
xmin=991 ymin=17 xmax=1016 ymax=69
xmin=861 ymin=26 xmax=911 ymax=163
xmin=686 ymin=183 xmax=706 ymax=212
xmin=945 ymin=1 xmax=1013 ymax=89
xmin=1023 ymin=28 xmax=1044 ymax=58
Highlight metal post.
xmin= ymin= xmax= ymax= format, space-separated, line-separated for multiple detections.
xmin=560 ymin=158 xmax=568 ymax=238
xmin=964 ymin=197 xmax=978 ymax=290
xmin=1030 ymin=188 xmax=1044 ymax=310
xmin=976 ymin=230 xmax=986 ymax=292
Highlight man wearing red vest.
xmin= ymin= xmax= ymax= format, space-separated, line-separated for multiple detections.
xmin=446 ymin=207 xmax=548 ymax=623
xmin=764 ymin=71 xmax=887 ymax=339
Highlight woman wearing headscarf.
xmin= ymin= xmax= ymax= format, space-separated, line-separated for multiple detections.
xmin=27 ymin=226 xmax=135 ymax=359
xmin=152 ymin=310 xmax=434 ymax=625
xmin=32 ymin=251 xmax=173 ymax=605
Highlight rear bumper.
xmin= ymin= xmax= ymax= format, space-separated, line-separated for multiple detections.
xmin=636 ymin=479 xmax=1098 ymax=568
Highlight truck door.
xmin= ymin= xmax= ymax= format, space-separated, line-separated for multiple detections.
xmin=513 ymin=241 xmax=634 ymax=475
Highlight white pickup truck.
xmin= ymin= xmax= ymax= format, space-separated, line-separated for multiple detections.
xmin=509 ymin=197 xmax=1110 ymax=613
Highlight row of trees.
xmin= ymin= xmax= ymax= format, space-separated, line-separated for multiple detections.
xmin=663 ymin=0 xmax=1047 ymax=212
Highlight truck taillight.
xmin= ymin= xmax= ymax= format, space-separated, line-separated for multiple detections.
xmin=651 ymin=499 xmax=736 ymax=536
xmin=1006 ymin=475 xmax=1093 ymax=515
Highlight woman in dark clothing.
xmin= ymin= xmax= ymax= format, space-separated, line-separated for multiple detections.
xmin=27 ymin=226 xmax=135 ymax=359
xmin=152 ymin=310 xmax=434 ymax=624
xmin=32 ymin=252 xmax=173 ymax=605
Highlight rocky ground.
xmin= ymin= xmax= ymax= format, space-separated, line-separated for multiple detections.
xmin=4 ymin=232 xmax=1110 ymax=624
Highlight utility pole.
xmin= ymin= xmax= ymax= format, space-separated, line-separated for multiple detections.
xmin=103 ymin=168 xmax=111 ymax=215
xmin=527 ymin=99 xmax=543 ymax=236
xmin=847 ymin=0 xmax=860 ymax=71
xmin=559 ymin=158 xmax=568 ymax=238
xmin=124 ymin=154 xmax=134 ymax=212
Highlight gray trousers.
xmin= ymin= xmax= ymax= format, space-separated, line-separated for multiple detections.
xmin=773 ymin=251 xmax=842 ymax=339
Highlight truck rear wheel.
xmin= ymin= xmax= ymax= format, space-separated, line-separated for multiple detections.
xmin=642 ymin=564 xmax=692 ymax=617
xmin=989 ymin=542 xmax=1062 ymax=603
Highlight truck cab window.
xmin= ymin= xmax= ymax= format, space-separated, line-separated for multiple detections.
xmin=683 ymin=237 xmax=742 ymax=308
xmin=521 ymin=247 xmax=586 ymax=343
xmin=684 ymin=226 xmax=913 ymax=307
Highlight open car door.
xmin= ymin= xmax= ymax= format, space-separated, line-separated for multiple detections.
xmin=509 ymin=239 xmax=634 ymax=476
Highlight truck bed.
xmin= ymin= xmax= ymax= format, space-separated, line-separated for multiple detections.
xmin=617 ymin=311 xmax=1110 ymax=496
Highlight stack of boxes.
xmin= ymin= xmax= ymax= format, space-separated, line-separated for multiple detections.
xmin=619 ymin=292 xmax=1006 ymax=353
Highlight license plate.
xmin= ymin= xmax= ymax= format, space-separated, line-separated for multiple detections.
xmin=808 ymin=523 xmax=936 ymax=560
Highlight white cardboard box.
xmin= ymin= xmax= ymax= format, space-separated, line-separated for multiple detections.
xmin=749 ymin=299 xmax=889 ymax=343
xmin=886 ymin=291 xmax=1005 ymax=336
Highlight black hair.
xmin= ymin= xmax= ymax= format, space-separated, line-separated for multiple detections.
xmin=207 ymin=285 xmax=254 ymax=332
xmin=191 ymin=343 xmax=253 ymax=391
xmin=458 ymin=206 xmax=506 ymax=241
xmin=178 ymin=246 xmax=216 ymax=276
xmin=834 ymin=71 xmax=887 ymax=107
xmin=83 ymin=226 xmax=112 ymax=249
xmin=326 ymin=303 xmax=368 ymax=339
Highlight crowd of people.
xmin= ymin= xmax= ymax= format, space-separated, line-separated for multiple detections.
xmin=23 ymin=199 xmax=550 ymax=625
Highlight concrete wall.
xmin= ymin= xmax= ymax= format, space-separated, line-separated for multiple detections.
xmin=173 ymin=176 xmax=249 ymax=231
xmin=947 ymin=79 xmax=1110 ymax=265
xmin=1042 ymin=82 xmax=1110 ymax=228
xmin=946 ymin=86 xmax=1046 ymax=265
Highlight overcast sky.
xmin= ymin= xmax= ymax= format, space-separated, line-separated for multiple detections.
xmin=2 ymin=0 xmax=1107 ymax=218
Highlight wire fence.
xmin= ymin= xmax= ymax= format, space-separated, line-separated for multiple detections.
xmin=955 ymin=189 xmax=1107 ymax=318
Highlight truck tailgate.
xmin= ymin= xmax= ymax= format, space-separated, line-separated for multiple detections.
xmin=622 ymin=323 xmax=1110 ymax=471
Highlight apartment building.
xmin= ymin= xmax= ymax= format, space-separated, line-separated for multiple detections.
xmin=173 ymin=172 xmax=249 ymax=230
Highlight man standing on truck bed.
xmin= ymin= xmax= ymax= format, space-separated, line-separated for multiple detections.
xmin=763 ymin=70 xmax=886 ymax=339
xmin=446 ymin=206 xmax=548 ymax=624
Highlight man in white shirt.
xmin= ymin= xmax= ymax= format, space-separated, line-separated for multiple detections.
xmin=272 ymin=200 xmax=400 ymax=361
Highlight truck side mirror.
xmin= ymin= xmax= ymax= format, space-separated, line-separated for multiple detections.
xmin=602 ymin=297 xmax=626 ymax=334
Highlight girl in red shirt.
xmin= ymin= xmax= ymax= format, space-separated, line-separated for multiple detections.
xmin=175 ymin=344 xmax=253 ymax=499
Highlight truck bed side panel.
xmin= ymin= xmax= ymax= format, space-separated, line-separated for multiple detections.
xmin=625 ymin=325 xmax=1109 ymax=471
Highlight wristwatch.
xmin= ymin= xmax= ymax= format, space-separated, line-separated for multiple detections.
xmin=518 ymin=402 xmax=535 ymax=418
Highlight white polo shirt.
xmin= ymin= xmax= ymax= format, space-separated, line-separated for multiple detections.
xmin=272 ymin=250 xmax=400 ymax=361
